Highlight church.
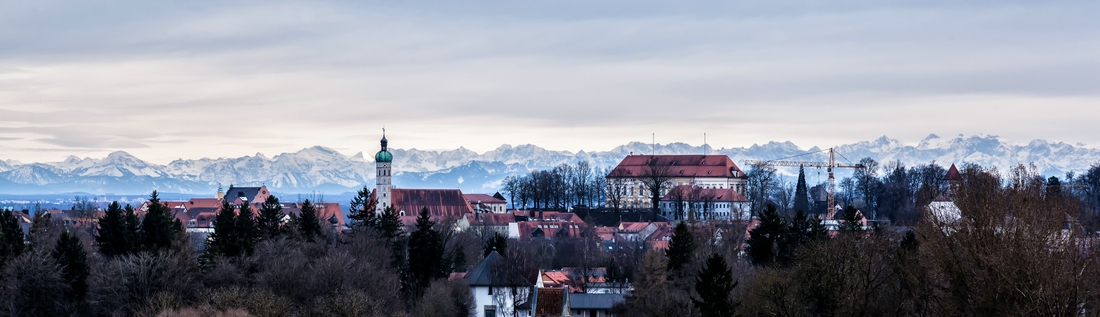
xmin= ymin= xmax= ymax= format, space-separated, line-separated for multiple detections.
xmin=370 ymin=132 xmax=475 ymax=220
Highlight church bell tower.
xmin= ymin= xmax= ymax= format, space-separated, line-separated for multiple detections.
xmin=375 ymin=129 xmax=393 ymax=213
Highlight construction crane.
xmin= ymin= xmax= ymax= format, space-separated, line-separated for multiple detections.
xmin=744 ymin=147 xmax=865 ymax=219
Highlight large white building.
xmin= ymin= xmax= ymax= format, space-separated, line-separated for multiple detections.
xmin=659 ymin=185 xmax=750 ymax=221
xmin=606 ymin=154 xmax=748 ymax=209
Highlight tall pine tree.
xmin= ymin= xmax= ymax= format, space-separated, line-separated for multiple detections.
xmin=297 ymin=199 xmax=323 ymax=242
xmin=746 ymin=204 xmax=786 ymax=266
xmin=96 ymin=202 xmax=135 ymax=256
xmin=235 ymin=202 xmax=258 ymax=255
xmin=839 ymin=205 xmax=865 ymax=233
xmin=693 ymin=253 xmax=738 ymax=317
xmin=794 ymin=165 xmax=810 ymax=214
xmin=0 ymin=209 xmax=26 ymax=265
xmin=377 ymin=205 xmax=407 ymax=293
xmin=122 ymin=204 xmax=141 ymax=251
xmin=666 ymin=221 xmax=696 ymax=274
xmin=207 ymin=200 xmax=239 ymax=257
xmin=407 ymin=207 xmax=447 ymax=299
xmin=257 ymin=195 xmax=284 ymax=240
xmin=52 ymin=231 xmax=89 ymax=300
xmin=348 ymin=186 xmax=378 ymax=229
xmin=780 ymin=209 xmax=827 ymax=266
xmin=377 ymin=204 xmax=404 ymax=242
xmin=140 ymin=191 xmax=183 ymax=252
xmin=483 ymin=232 xmax=508 ymax=257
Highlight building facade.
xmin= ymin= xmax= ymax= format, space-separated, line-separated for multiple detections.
xmin=606 ymin=155 xmax=748 ymax=209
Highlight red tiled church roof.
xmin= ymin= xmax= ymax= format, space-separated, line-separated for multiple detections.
xmin=392 ymin=188 xmax=473 ymax=220
xmin=608 ymin=155 xmax=746 ymax=179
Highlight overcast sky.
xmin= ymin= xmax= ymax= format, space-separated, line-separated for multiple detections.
xmin=1 ymin=1 xmax=1097 ymax=164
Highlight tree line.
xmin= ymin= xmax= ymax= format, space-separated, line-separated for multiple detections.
xmin=618 ymin=162 xmax=1100 ymax=316
xmin=500 ymin=160 xmax=610 ymax=211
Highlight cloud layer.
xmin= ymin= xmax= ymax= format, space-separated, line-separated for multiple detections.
xmin=1 ymin=0 xmax=1097 ymax=163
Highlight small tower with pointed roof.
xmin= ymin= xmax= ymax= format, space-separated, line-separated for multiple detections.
xmin=375 ymin=129 xmax=393 ymax=213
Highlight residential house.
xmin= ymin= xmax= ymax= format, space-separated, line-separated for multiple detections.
xmin=568 ymin=293 xmax=624 ymax=317
xmin=466 ymin=193 xmax=509 ymax=213
xmin=457 ymin=212 xmax=516 ymax=237
xmin=466 ymin=250 xmax=535 ymax=317
xmin=508 ymin=211 xmax=589 ymax=240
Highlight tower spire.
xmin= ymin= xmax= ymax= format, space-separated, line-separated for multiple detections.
xmin=375 ymin=128 xmax=393 ymax=213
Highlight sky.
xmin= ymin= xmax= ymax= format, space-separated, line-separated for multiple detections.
xmin=0 ymin=1 xmax=1097 ymax=164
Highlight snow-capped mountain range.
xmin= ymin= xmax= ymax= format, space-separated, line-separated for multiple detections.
xmin=0 ymin=134 xmax=1097 ymax=195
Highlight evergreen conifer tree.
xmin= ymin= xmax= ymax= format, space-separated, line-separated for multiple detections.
xmin=348 ymin=186 xmax=378 ymax=229
xmin=96 ymin=201 xmax=130 ymax=256
xmin=235 ymin=202 xmax=258 ymax=255
xmin=257 ymin=195 xmax=284 ymax=240
xmin=207 ymin=200 xmax=239 ymax=257
xmin=377 ymin=205 xmax=408 ymax=293
xmin=122 ymin=204 xmax=141 ymax=250
xmin=377 ymin=204 xmax=404 ymax=242
xmin=0 ymin=209 xmax=26 ymax=264
xmin=51 ymin=231 xmax=89 ymax=300
xmin=794 ymin=165 xmax=810 ymax=213
xmin=483 ymin=232 xmax=508 ymax=257
xmin=29 ymin=204 xmax=53 ymax=245
xmin=781 ymin=209 xmax=827 ymax=265
xmin=140 ymin=191 xmax=183 ymax=252
xmin=746 ymin=204 xmax=786 ymax=266
xmin=297 ymin=199 xmax=323 ymax=242
xmin=407 ymin=207 xmax=446 ymax=299
xmin=839 ymin=205 xmax=865 ymax=233
xmin=666 ymin=221 xmax=696 ymax=273
xmin=693 ymin=253 xmax=738 ymax=317
xmin=451 ymin=243 xmax=467 ymax=272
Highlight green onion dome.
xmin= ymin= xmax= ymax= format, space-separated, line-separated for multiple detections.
xmin=375 ymin=135 xmax=392 ymax=162
xmin=375 ymin=150 xmax=392 ymax=163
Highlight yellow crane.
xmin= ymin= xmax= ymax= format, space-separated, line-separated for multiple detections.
xmin=744 ymin=147 xmax=865 ymax=219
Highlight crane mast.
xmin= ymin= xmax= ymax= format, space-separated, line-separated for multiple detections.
xmin=744 ymin=148 xmax=865 ymax=219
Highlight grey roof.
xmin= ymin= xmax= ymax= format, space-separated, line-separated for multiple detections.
xmin=225 ymin=186 xmax=261 ymax=202
xmin=465 ymin=251 xmax=505 ymax=286
xmin=568 ymin=293 xmax=625 ymax=310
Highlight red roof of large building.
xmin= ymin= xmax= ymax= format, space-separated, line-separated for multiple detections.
xmin=514 ymin=221 xmax=587 ymax=240
xmin=608 ymin=155 xmax=746 ymax=179
xmin=390 ymin=188 xmax=474 ymax=220
xmin=463 ymin=212 xmax=516 ymax=227
xmin=463 ymin=194 xmax=506 ymax=204
xmin=594 ymin=226 xmax=617 ymax=242
xmin=618 ymin=222 xmax=651 ymax=233
xmin=188 ymin=198 xmax=222 ymax=209
xmin=660 ymin=185 xmax=749 ymax=202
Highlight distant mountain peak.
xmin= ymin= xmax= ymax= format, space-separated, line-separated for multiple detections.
xmin=0 ymin=133 xmax=1098 ymax=195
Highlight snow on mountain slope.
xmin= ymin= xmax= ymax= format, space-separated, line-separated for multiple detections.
xmin=1 ymin=134 xmax=1099 ymax=195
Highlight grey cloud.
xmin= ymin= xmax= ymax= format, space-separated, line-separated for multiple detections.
xmin=0 ymin=0 xmax=1097 ymax=162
